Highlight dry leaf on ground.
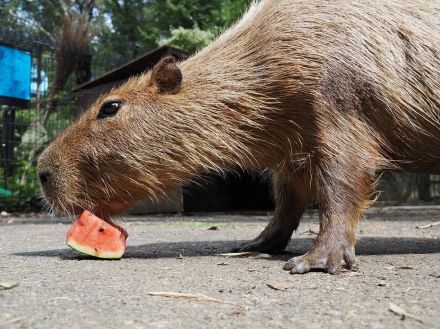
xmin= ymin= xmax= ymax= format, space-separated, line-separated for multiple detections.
xmin=388 ymin=303 xmax=423 ymax=323
xmin=396 ymin=266 xmax=414 ymax=270
xmin=0 ymin=282 xmax=19 ymax=290
xmin=267 ymin=282 xmax=296 ymax=291
xmin=0 ymin=317 xmax=21 ymax=325
xmin=302 ymin=229 xmax=319 ymax=235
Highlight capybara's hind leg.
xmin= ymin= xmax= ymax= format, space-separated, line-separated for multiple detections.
xmin=238 ymin=171 xmax=311 ymax=253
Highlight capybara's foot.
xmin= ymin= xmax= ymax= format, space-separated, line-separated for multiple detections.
xmin=237 ymin=232 xmax=290 ymax=253
xmin=283 ymin=241 xmax=357 ymax=274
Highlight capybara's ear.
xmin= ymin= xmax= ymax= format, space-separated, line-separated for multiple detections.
xmin=149 ymin=56 xmax=182 ymax=94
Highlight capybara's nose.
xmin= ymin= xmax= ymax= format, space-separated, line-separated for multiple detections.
xmin=38 ymin=170 xmax=51 ymax=188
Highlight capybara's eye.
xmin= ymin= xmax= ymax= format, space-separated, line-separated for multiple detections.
xmin=97 ymin=101 xmax=123 ymax=119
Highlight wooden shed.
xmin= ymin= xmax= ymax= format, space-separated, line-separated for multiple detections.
xmin=73 ymin=46 xmax=273 ymax=214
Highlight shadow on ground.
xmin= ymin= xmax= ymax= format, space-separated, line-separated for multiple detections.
xmin=14 ymin=236 xmax=440 ymax=261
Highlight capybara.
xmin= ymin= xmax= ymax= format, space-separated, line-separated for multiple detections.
xmin=38 ymin=0 xmax=440 ymax=274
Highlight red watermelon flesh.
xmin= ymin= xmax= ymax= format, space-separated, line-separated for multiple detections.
xmin=66 ymin=210 xmax=127 ymax=259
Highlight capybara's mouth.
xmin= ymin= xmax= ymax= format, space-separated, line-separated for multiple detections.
xmin=90 ymin=200 xmax=129 ymax=219
xmin=101 ymin=216 xmax=129 ymax=238
xmin=48 ymin=199 xmax=129 ymax=218
xmin=77 ymin=204 xmax=129 ymax=238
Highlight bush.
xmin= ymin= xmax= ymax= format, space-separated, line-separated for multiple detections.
xmin=159 ymin=27 xmax=214 ymax=53
xmin=0 ymin=160 xmax=42 ymax=212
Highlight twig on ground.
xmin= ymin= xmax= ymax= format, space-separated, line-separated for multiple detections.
xmin=218 ymin=252 xmax=271 ymax=259
xmin=416 ymin=221 xmax=440 ymax=229
xmin=147 ymin=292 xmax=223 ymax=303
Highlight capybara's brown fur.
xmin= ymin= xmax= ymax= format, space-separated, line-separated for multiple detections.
xmin=38 ymin=0 xmax=440 ymax=274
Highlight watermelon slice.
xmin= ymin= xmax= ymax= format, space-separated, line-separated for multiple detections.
xmin=66 ymin=210 xmax=127 ymax=259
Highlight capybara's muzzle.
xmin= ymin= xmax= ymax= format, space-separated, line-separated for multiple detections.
xmin=37 ymin=146 xmax=69 ymax=211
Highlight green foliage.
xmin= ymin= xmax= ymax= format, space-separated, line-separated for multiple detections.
xmin=45 ymin=105 xmax=75 ymax=138
xmin=97 ymin=0 xmax=251 ymax=56
xmin=0 ymin=0 xmax=252 ymax=212
xmin=1 ymin=0 xmax=251 ymax=62
xmin=98 ymin=0 xmax=155 ymax=60
xmin=158 ymin=27 xmax=214 ymax=53
xmin=0 ymin=160 xmax=41 ymax=212
xmin=0 ymin=106 xmax=74 ymax=212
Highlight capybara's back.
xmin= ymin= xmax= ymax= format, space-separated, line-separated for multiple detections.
xmin=38 ymin=0 xmax=440 ymax=274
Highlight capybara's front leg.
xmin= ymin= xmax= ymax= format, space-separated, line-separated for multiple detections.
xmin=283 ymin=205 xmax=359 ymax=274
xmin=283 ymin=145 xmax=376 ymax=274
xmin=238 ymin=171 xmax=311 ymax=253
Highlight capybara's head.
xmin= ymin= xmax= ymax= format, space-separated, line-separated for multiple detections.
xmin=37 ymin=56 xmax=268 ymax=216
xmin=38 ymin=57 xmax=192 ymax=216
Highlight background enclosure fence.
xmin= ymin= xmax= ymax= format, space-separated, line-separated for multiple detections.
xmin=0 ymin=28 xmax=122 ymax=211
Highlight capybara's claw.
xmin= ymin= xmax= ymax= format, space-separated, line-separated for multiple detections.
xmin=284 ymin=245 xmax=356 ymax=275
xmin=283 ymin=257 xmax=311 ymax=274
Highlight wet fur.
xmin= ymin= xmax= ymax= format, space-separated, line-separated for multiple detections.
xmin=39 ymin=0 xmax=440 ymax=273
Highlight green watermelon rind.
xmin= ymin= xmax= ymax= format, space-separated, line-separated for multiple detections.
xmin=66 ymin=239 xmax=124 ymax=259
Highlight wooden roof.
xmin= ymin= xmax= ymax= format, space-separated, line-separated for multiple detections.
xmin=74 ymin=46 xmax=189 ymax=91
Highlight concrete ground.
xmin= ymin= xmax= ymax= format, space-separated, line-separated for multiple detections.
xmin=0 ymin=207 xmax=439 ymax=329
